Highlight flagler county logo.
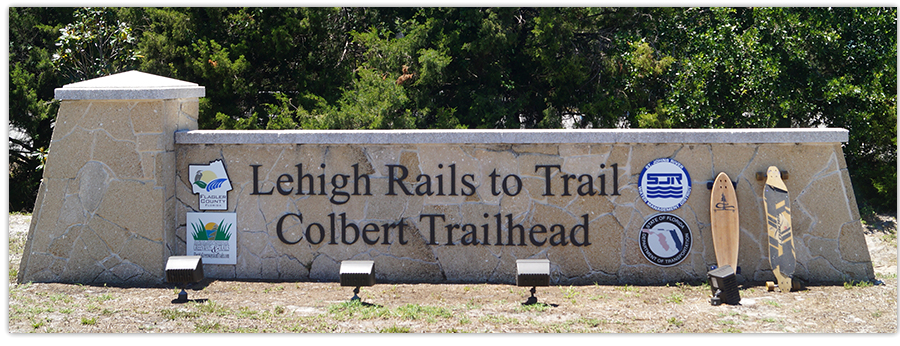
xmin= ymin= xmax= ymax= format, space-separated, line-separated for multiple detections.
xmin=639 ymin=213 xmax=692 ymax=267
xmin=189 ymin=159 xmax=233 ymax=210
xmin=638 ymin=158 xmax=692 ymax=212
xmin=194 ymin=171 xmax=228 ymax=192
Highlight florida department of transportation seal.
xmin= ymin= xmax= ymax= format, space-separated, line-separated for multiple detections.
xmin=639 ymin=213 xmax=692 ymax=267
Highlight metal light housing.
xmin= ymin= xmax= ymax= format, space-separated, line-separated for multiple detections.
xmin=708 ymin=265 xmax=741 ymax=306
xmin=516 ymin=259 xmax=550 ymax=305
xmin=340 ymin=260 xmax=375 ymax=301
xmin=165 ymin=255 xmax=204 ymax=303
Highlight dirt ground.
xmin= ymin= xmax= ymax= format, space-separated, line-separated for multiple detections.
xmin=6 ymin=213 xmax=898 ymax=334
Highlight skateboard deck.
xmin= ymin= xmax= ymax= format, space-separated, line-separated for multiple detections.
xmin=710 ymin=172 xmax=739 ymax=271
xmin=763 ymin=166 xmax=798 ymax=292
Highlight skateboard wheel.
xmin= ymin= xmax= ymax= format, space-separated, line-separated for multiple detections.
xmin=710 ymin=296 xmax=722 ymax=306
xmin=766 ymin=281 xmax=775 ymax=291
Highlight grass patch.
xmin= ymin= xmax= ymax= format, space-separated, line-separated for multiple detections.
xmin=236 ymin=306 xmax=261 ymax=319
xmin=876 ymin=272 xmax=897 ymax=280
xmin=480 ymin=314 xmax=520 ymax=325
xmin=457 ymin=315 xmax=472 ymax=325
xmin=458 ymin=298 xmax=481 ymax=310
xmin=539 ymin=317 xmax=606 ymax=333
xmin=263 ymin=285 xmax=285 ymax=293
xmin=395 ymin=303 xmax=453 ymax=321
xmin=620 ymin=284 xmax=639 ymax=293
xmin=196 ymin=300 xmax=230 ymax=316
xmin=31 ymin=318 xmax=47 ymax=329
xmin=667 ymin=317 xmax=684 ymax=327
xmin=763 ymin=300 xmax=781 ymax=307
xmin=559 ymin=285 xmax=581 ymax=304
xmin=80 ymin=317 xmax=97 ymax=325
xmin=843 ymin=280 xmax=874 ymax=289
xmin=195 ymin=321 xmax=224 ymax=333
xmin=160 ymin=306 xmax=201 ymax=320
xmin=327 ymin=300 xmax=391 ymax=320
xmin=665 ymin=292 xmax=684 ymax=304
xmin=620 ymin=284 xmax=642 ymax=297
xmin=90 ymin=293 xmax=115 ymax=302
xmin=379 ymin=325 xmax=411 ymax=333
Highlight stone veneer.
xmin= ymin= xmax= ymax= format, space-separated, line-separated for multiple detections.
xmin=17 ymin=71 xmax=203 ymax=285
xmin=174 ymin=129 xmax=873 ymax=285
xmin=18 ymin=71 xmax=873 ymax=286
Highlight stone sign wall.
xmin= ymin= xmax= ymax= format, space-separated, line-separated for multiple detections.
xmin=18 ymin=71 xmax=874 ymax=286
xmin=173 ymin=129 xmax=873 ymax=285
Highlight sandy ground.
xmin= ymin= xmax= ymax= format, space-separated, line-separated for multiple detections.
xmin=6 ymin=213 xmax=897 ymax=335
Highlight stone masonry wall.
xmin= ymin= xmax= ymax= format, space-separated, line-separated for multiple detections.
xmin=175 ymin=137 xmax=874 ymax=285
xmin=18 ymin=98 xmax=198 ymax=285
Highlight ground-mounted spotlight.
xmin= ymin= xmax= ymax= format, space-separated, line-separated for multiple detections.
xmin=708 ymin=265 xmax=740 ymax=306
xmin=340 ymin=260 xmax=375 ymax=301
xmin=165 ymin=255 xmax=204 ymax=303
xmin=516 ymin=259 xmax=550 ymax=305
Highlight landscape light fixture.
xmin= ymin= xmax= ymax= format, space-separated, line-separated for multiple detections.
xmin=516 ymin=259 xmax=550 ymax=305
xmin=165 ymin=255 xmax=204 ymax=303
xmin=707 ymin=264 xmax=741 ymax=306
xmin=339 ymin=260 xmax=375 ymax=301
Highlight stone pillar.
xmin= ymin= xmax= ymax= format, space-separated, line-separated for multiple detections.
xmin=18 ymin=71 xmax=204 ymax=285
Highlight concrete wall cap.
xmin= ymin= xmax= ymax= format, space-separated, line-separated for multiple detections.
xmin=55 ymin=70 xmax=205 ymax=100
xmin=176 ymin=128 xmax=849 ymax=145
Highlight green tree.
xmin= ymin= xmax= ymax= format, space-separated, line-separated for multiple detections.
xmin=649 ymin=7 xmax=896 ymax=211
xmin=52 ymin=7 xmax=141 ymax=83
xmin=8 ymin=7 xmax=72 ymax=212
xmin=120 ymin=7 xmax=387 ymax=129
xmin=342 ymin=8 xmax=654 ymax=129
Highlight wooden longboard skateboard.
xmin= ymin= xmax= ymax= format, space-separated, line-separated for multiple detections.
xmin=710 ymin=172 xmax=739 ymax=271
xmin=763 ymin=166 xmax=800 ymax=292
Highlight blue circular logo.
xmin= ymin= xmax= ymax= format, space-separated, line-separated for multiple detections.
xmin=638 ymin=158 xmax=692 ymax=211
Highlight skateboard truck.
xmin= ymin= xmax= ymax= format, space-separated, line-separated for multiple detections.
xmin=708 ymin=265 xmax=741 ymax=306
xmin=756 ymin=170 xmax=789 ymax=181
xmin=766 ymin=277 xmax=804 ymax=292
xmin=706 ymin=180 xmax=738 ymax=190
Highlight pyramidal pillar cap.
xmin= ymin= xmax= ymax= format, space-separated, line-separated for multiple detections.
xmin=55 ymin=70 xmax=205 ymax=100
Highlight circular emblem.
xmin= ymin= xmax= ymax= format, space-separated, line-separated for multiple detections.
xmin=639 ymin=213 xmax=692 ymax=267
xmin=638 ymin=158 xmax=692 ymax=211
